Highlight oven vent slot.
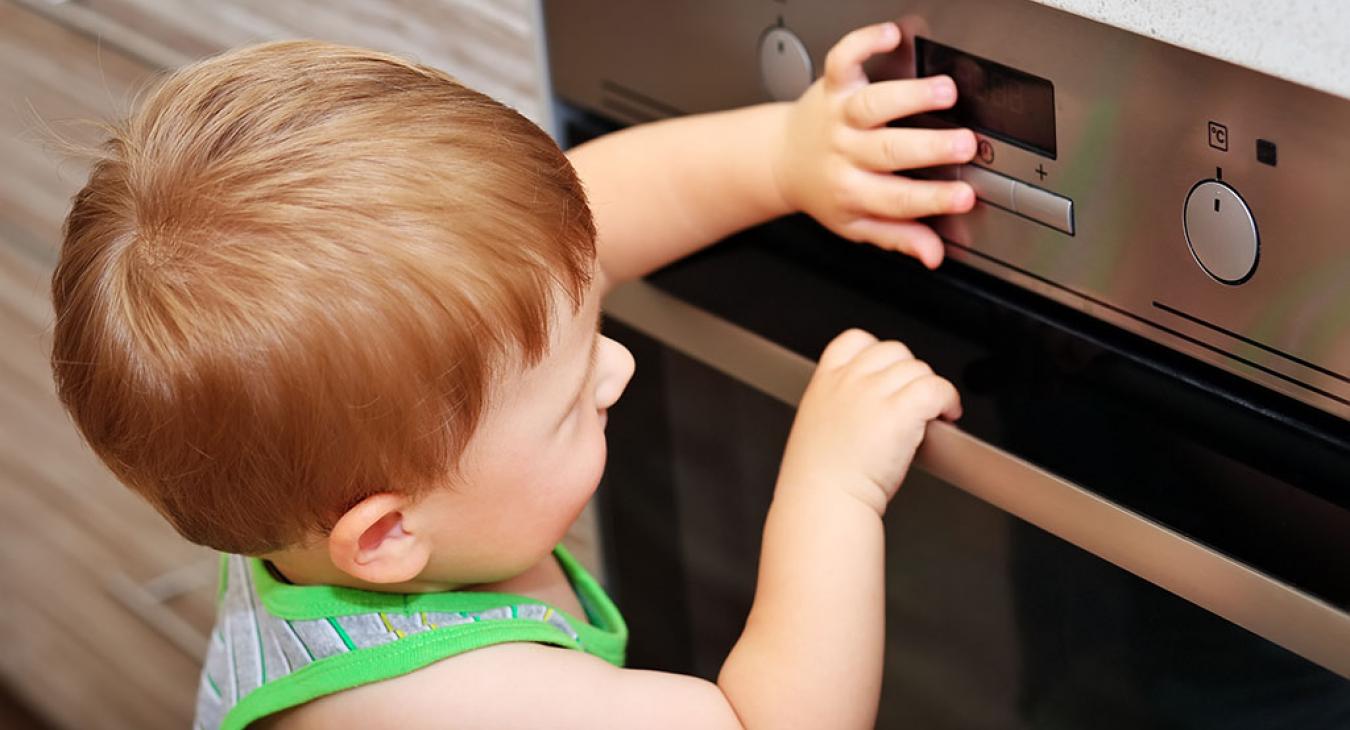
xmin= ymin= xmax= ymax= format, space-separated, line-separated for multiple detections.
xmin=600 ymin=79 xmax=685 ymax=123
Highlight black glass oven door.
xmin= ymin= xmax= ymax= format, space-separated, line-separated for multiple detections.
xmin=596 ymin=220 xmax=1350 ymax=729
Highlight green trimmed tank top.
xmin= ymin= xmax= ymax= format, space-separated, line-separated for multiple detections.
xmin=194 ymin=545 xmax=626 ymax=730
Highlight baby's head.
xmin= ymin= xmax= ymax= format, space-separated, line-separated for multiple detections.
xmin=51 ymin=41 xmax=634 ymax=589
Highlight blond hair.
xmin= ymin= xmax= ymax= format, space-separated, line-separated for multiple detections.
xmin=51 ymin=41 xmax=595 ymax=554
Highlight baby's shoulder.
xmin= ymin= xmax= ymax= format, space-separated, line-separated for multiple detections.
xmin=265 ymin=639 xmax=742 ymax=730
xmin=260 ymin=642 xmax=608 ymax=729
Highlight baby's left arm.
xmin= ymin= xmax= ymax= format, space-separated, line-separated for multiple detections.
xmin=567 ymin=21 xmax=977 ymax=294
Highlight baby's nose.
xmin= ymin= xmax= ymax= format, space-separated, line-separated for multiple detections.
xmin=595 ymin=337 xmax=635 ymax=410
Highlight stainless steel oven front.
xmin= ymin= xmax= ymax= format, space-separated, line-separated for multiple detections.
xmin=541 ymin=0 xmax=1350 ymax=726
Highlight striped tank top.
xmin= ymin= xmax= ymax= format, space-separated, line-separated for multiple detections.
xmin=194 ymin=545 xmax=626 ymax=730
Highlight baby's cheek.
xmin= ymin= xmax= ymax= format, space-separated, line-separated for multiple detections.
xmin=570 ymin=424 xmax=608 ymax=502
xmin=538 ymin=435 xmax=605 ymax=546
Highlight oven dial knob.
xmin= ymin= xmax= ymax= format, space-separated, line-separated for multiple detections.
xmin=1183 ymin=180 xmax=1259 ymax=284
xmin=759 ymin=27 xmax=813 ymax=101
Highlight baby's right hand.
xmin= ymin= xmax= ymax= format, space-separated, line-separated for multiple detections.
xmin=778 ymin=328 xmax=961 ymax=516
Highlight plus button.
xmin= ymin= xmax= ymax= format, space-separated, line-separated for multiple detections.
xmin=1035 ymin=164 xmax=1048 ymax=181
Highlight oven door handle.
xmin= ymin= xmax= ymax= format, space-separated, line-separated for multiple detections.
xmin=605 ymin=279 xmax=1350 ymax=680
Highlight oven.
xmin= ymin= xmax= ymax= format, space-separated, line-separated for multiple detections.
xmin=540 ymin=1 xmax=1350 ymax=726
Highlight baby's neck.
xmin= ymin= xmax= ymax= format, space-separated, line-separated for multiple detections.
xmin=265 ymin=548 xmax=586 ymax=621
xmin=264 ymin=547 xmax=564 ymax=599
xmin=265 ymin=551 xmax=468 ymax=594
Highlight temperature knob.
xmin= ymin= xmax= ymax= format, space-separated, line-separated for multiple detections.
xmin=1183 ymin=180 xmax=1259 ymax=284
xmin=759 ymin=27 xmax=813 ymax=101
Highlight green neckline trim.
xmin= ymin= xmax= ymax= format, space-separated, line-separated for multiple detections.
xmin=220 ymin=545 xmax=628 ymax=729
xmin=250 ymin=544 xmax=626 ymax=646
xmin=220 ymin=621 xmax=579 ymax=730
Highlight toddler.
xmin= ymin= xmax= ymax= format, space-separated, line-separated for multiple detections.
xmin=52 ymin=22 xmax=974 ymax=730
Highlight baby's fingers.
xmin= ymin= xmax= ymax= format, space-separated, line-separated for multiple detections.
xmin=844 ymin=77 xmax=960 ymax=129
xmin=842 ymin=218 xmax=944 ymax=269
xmin=849 ymin=340 xmax=917 ymax=377
xmin=850 ymin=174 xmax=975 ymax=220
xmin=845 ymin=127 xmax=977 ymax=172
xmin=824 ymin=22 xmax=901 ymax=90
xmin=894 ymin=373 xmax=963 ymax=423
xmin=817 ymin=328 xmax=879 ymax=372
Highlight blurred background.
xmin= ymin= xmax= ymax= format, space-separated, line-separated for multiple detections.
xmin=0 ymin=1 xmax=547 ymax=727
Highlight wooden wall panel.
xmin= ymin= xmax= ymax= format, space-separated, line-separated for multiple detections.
xmin=15 ymin=0 xmax=543 ymax=120
xmin=0 ymin=1 xmax=566 ymax=727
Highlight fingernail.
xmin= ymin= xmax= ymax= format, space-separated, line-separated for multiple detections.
xmin=951 ymin=133 xmax=975 ymax=157
xmin=932 ymin=77 xmax=957 ymax=104
xmin=953 ymin=185 xmax=975 ymax=209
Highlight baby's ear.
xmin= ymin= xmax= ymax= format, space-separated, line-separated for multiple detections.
xmin=329 ymin=493 xmax=431 ymax=584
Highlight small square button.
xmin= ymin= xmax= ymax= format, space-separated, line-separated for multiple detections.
xmin=1256 ymin=138 xmax=1278 ymax=166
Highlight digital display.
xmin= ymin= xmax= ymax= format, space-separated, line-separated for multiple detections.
xmin=916 ymin=38 xmax=1057 ymax=159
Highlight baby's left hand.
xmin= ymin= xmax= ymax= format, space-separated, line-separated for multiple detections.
xmin=772 ymin=22 xmax=977 ymax=269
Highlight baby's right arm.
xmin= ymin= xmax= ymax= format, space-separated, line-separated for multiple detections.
xmin=285 ymin=329 xmax=958 ymax=730
xmin=719 ymin=328 xmax=961 ymax=728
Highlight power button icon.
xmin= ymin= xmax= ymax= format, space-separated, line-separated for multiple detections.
xmin=976 ymin=138 xmax=995 ymax=164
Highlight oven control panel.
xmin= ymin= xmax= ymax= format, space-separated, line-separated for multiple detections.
xmin=544 ymin=0 xmax=1350 ymax=419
